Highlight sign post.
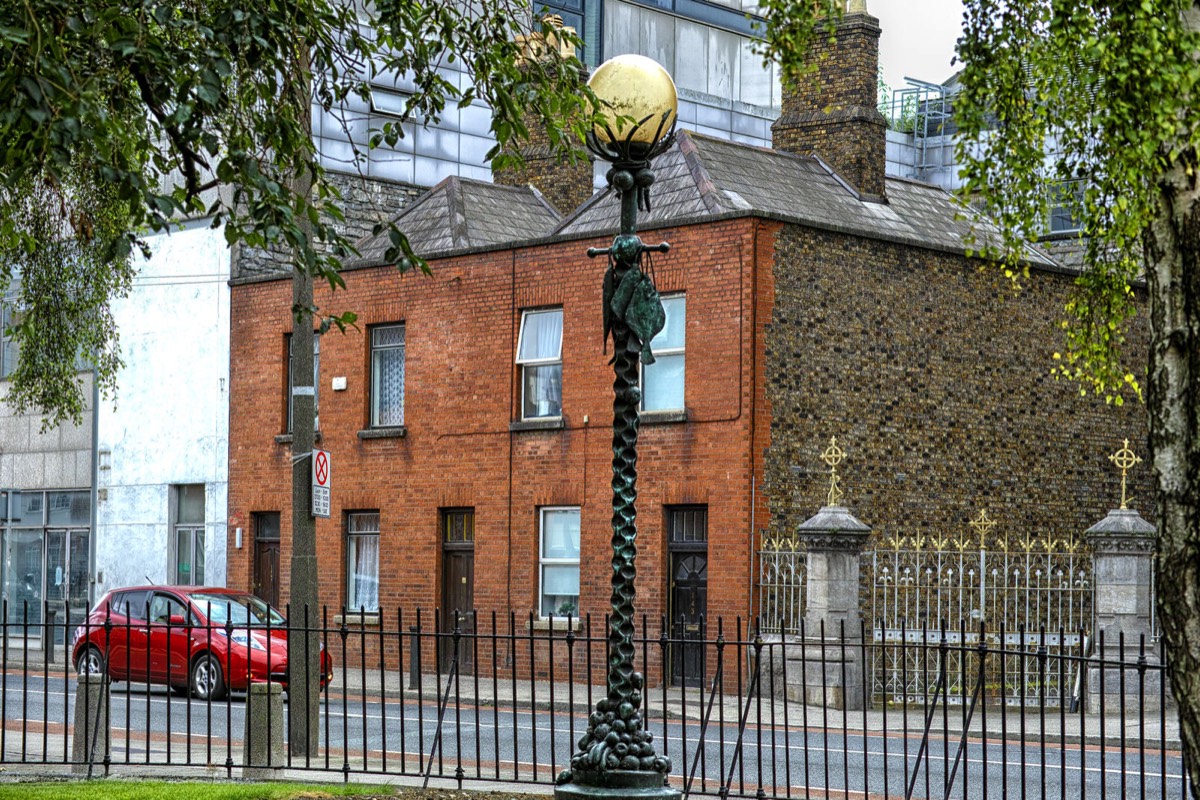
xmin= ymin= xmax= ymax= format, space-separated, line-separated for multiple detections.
xmin=311 ymin=449 xmax=330 ymax=518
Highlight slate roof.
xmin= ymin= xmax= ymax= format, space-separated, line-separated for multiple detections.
xmin=347 ymin=176 xmax=561 ymax=268
xmin=347 ymin=130 xmax=1056 ymax=272
xmin=555 ymin=131 xmax=1055 ymax=268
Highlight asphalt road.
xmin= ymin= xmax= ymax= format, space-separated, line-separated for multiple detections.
xmin=0 ymin=672 xmax=1189 ymax=800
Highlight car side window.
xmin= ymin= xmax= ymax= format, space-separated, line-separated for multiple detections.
xmin=122 ymin=590 xmax=150 ymax=621
xmin=149 ymin=593 xmax=189 ymax=625
xmin=107 ymin=592 xmax=126 ymax=617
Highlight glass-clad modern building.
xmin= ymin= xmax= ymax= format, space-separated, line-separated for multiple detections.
xmin=314 ymin=0 xmax=782 ymax=187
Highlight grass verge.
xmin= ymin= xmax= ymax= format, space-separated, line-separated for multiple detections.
xmin=0 ymin=780 xmax=394 ymax=800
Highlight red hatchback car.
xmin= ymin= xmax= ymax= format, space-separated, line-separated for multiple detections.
xmin=72 ymin=586 xmax=333 ymax=700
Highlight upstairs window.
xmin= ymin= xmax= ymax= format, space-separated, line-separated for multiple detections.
xmin=517 ymin=308 xmax=563 ymax=420
xmin=641 ymin=294 xmax=686 ymax=412
xmin=1047 ymin=179 xmax=1084 ymax=234
xmin=370 ymin=324 xmax=406 ymax=427
xmin=286 ymin=333 xmax=320 ymax=433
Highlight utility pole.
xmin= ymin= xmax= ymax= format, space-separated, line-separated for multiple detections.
xmin=287 ymin=43 xmax=321 ymax=758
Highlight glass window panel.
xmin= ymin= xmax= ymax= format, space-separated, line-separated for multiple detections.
xmin=652 ymin=296 xmax=686 ymax=350
xmin=372 ymin=325 xmax=406 ymax=427
xmin=14 ymin=491 xmax=42 ymax=525
xmin=739 ymin=38 xmax=773 ymax=108
xmin=517 ymin=310 xmax=563 ymax=361
xmin=255 ymin=512 xmax=281 ymax=541
xmin=48 ymin=491 xmax=89 ymax=526
xmin=347 ymin=532 xmax=380 ymax=612
xmin=643 ymin=354 xmax=685 ymax=411
xmin=348 ymin=512 xmax=380 ymax=534
xmin=542 ymin=565 xmax=580 ymax=596
xmin=175 ymin=528 xmax=191 ymax=583
xmin=540 ymin=567 xmax=579 ymax=617
xmin=523 ymin=364 xmax=562 ymax=419
xmin=675 ymin=20 xmax=710 ymax=94
xmin=119 ymin=589 xmax=151 ymax=621
xmin=638 ymin=6 xmax=675 ymax=74
xmin=708 ymin=28 xmax=739 ymax=102
xmin=603 ymin=0 xmax=635 ymax=61
xmin=194 ymin=529 xmax=206 ymax=586
xmin=5 ymin=529 xmax=43 ymax=627
xmin=541 ymin=508 xmax=580 ymax=559
xmin=177 ymin=485 xmax=205 ymax=524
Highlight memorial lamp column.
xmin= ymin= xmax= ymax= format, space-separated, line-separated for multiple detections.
xmin=556 ymin=54 xmax=679 ymax=800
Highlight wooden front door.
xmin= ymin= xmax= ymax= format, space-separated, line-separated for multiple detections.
xmin=667 ymin=507 xmax=708 ymax=686
xmin=253 ymin=512 xmax=281 ymax=609
xmin=440 ymin=509 xmax=475 ymax=673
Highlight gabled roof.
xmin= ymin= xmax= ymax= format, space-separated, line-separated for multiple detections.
xmin=347 ymin=176 xmax=561 ymax=268
xmin=555 ymin=131 xmax=1055 ymax=268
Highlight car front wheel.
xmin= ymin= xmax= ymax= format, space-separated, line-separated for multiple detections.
xmin=75 ymin=646 xmax=104 ymax=677
xmin=190 ymin=653 xmax=225 ymax=701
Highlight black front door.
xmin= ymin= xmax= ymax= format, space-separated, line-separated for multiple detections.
xmin=670 ymin=553 xmax=708 ymax=685
xmin=667 ymin=506 xmax=708 ymax=686
xmin=252 ymin=512 xmax=281 ymax=608
xmin=440 ymin=509 xmax=475 ymax=673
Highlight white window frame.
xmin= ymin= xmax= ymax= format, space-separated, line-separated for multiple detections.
xmin=640 ymin=293 xmax=686 ymax=412
xmin=346 ymin=511 xmax=381 ymax=613
xmin=538 ymin=506 xmax=580 ymax=618
xmin=516 ymin=308 xmax=564 ymax=421
xmin=370 ymin=323 xmax=406 ymax=427
xmin=171 ymin=484 xmax=206 ymax=586
xmin=1 ymin=296 xmax=21 ymax=380
xmin=286 ymin=332 xmax=320 ymax=433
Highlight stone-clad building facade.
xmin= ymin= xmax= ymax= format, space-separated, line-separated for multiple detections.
xmin=225 ymin=9 xmax=1150 ymax=679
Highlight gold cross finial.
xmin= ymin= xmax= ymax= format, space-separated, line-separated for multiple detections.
xmin=969 ymin=509 xmax=997 ymax=540
xmin=1108 ymin=438 xmax=1141 ymax=510
xmin=820 ymin=436 xmax=846 ymax=506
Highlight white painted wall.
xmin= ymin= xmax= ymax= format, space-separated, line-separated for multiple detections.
xmin=94 ymin=220 xmax=230 ymax=597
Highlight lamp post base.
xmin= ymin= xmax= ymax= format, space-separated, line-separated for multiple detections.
xmin=556 ymin=770 xmax=681 ymax=800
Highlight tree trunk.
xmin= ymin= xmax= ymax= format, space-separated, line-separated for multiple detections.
xmin=1145 ymin=130 xmax=1200 ymax=795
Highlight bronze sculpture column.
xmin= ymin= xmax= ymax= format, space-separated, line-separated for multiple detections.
xmin=557 ymin=54 xmax=680 ymax=800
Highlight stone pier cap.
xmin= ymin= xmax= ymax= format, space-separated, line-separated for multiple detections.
xmin=1084 ymin=507 xmax=1156 ymax=550
xmin=796 ymin=505 xmax=872 ymax=547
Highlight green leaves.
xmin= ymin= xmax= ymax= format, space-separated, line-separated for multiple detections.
xmin=955 ymin=0 xmax=1200 ymax=406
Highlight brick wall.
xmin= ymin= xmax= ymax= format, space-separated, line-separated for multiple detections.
xmin=763 ymin=225 xmax=1153 ymax=545
xmin=228 ymin=218 xmax=768 ymax=681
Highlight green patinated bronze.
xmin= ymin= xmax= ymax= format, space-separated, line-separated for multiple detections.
xmin=559 ymin=123 xmax=677 ymax=795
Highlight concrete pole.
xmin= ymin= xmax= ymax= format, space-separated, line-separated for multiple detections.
xmin=243 ymin=682 xmax=285 ymax=779
xmin=71 ymin=674 xmax=109 ymax=775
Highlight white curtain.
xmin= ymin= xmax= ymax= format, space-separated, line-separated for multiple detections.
xmin=349 ymin=533 xmax=380 ymax=612
xmin=520 ymin=310 xmax=562 ymax=360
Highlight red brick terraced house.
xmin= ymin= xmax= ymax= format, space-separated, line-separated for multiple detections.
xmin=226 ymin=9 xmax=1150 ymax=683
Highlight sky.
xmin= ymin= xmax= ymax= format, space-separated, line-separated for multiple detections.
xmin=873 ymin=0 xmax=967 ymax=92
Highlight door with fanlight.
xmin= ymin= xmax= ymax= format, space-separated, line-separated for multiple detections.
xmin=440 ymin=509 xmax=475 ymax=673
xmin=668 ymin=507 xmax=708 ymax=686
xmin=252 ymin=512 xmax=281 ymax=609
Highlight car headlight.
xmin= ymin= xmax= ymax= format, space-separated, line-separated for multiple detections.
xmin=230 ymin=630 xmax=267 ymax=651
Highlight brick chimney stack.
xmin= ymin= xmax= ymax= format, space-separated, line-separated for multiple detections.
xmin=491 ymin=16 xmax=595 ymax=215
xmin=770 ymin=3 xmax=887 ymax=200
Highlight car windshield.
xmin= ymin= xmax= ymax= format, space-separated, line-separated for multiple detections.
xmin=188 ymin=593 xmax=286 ymax=628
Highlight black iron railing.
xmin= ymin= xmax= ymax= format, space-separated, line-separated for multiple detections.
xmin=0 ymin=601 xmax=1190 ymax=799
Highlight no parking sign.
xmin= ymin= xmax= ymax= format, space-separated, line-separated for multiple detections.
xmin=312 ymin=448 xmax=331 ymax=518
